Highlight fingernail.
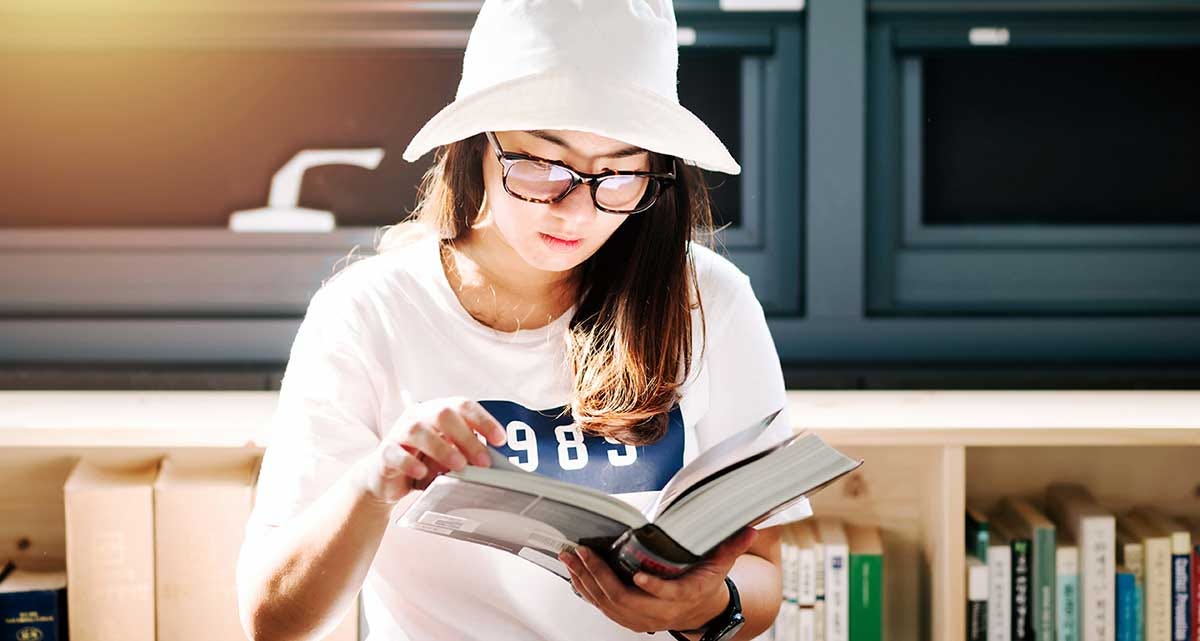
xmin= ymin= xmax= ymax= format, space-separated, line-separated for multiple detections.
xmin=382 ymin=443 xmax=405 ymax=466
xmin=449 ymin=453 xmax=467 ymax=469
xmin=474 ymin=451 xmax=492 ymax=467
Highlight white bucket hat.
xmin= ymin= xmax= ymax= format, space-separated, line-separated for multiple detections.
xmin=401 ymin=0 xmax=741 ymax=175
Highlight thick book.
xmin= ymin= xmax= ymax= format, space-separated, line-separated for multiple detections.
xmin=1047 ymin=484 xmax=1116 ymax=641
xmin=990 ymin=521 xmax=1015 ymax=641
xmin=847 ymin=524 xmax=883 ymax=641
xmin=397 ymin=408 xmax=863 ymax=581
xmin=0 ymin=562 xmax=68 ymax=641
xmin=1058 ymin=533 xmax=1080 ymax=641
xmin=997 ymin=497 xmax=1057 ymax=641
xmin=969 ymin=554 xmax=991 ymax=641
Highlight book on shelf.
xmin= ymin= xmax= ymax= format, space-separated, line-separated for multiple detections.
xmin=969 ymin=554 xmax=991 ymax=641
xmin=989 ymin=520 xmax=1014 ymax=641
xmin=791 ymin=520 xmax=818 ymax=607
xmin=1131 ymin=508 xmax=1192 ymax=641
xmin=990 ymin=503 xmax=1034 ymax=641
xmin=846 ymin=524 xmax=883 ymax=641
xmin=0 ymin=562 xmax=68 ymax=641
xmin=1058 ymin=532 xmax=1080 ymax=641
xmin=64 ymin=459 xmax=157 ymax=641
xmin=969 ymin=506 xmax=992 ymax=563
xmin=1189 ymin=519 xmax=1200 ymax=641
xmin=995 ymin=497 xmax=1057 ymax=641
xmin=815 ymin=518 xmax=850 ymax=641
xmin=1047 ymin=484 xmax=1116 ymax=641
xmin=798 ymin=605 xmax=816 ymax=641
xmin=1117 ymin=566 xmax=1139 ymax=641
xmin=397 ymin=407 xmax=863 ymax=582
xmin=1117 ymin=526 xmax=1146 ymax=641
xmin=815 ymin=526 xmax=827 ymax=641
xmin=1120 ymin=511 xmax=1172 ymax=641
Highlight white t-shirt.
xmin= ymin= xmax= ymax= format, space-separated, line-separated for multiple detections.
xmin=239 ymin=224 xmax=811 ymax=641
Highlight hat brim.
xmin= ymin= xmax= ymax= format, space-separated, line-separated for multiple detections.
xmin=401 ymin=67 xmax=741 ymax=175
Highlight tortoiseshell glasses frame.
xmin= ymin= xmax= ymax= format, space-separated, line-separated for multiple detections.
xmin=484 ymin=131 xmax=677 ymax=215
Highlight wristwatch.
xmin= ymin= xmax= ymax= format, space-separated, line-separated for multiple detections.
xmin=667 ymin=577 xmax=745 ymax=641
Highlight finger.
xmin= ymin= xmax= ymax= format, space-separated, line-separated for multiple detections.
xmin=434 ymin=405 xmax=495 ymax=468
xmin=632 ymin=571 xmax=692 ymax=601
xmin=459 ymin=400 xmax=508 ymax=448
xmin=561 ymin=555 xmax=599 ymax=605
xmin=406 ymin=422 xmax=468 ymax=471
xmin=379 ymin=442 xmax=428 ymax=480
xmin=574 ymin=547 xmax=646 ymax=609
xmin=701 ymin=527 xmax=758 ymax=573
xmin=568 ymin=554 xmax=608 ymax=608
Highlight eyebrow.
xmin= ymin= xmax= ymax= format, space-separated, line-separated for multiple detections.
xmin=526 ymin=129 xmax=647 ymax=159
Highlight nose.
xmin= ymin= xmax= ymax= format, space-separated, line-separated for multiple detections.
xmin=549 ymin=180 xmax=598 ymax=222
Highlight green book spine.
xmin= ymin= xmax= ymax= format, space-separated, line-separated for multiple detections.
xmin=850 ymin=552 xmax=883 ymax=641
xmin=1035 ymin=525 xmax=1059 ymax=641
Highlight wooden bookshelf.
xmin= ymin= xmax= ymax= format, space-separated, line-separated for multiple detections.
xmin=2 ymin=389 xmax=1198 ymax=641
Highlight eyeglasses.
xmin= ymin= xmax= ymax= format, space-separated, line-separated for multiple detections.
xmin=484 ymin=131 xmax=676 ymax=215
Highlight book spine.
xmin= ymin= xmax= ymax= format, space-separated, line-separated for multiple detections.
xmin=1171 ymin=545 xmax=1191 ymax=641
xmin=799 ymin=607 xmax=816 ymax=641
xmin=1036 ymin=526 xmax=1059 ymax=641
xmin=992 ymin=543 xmax=1014 ymax=641
xmin=798 ymin=546 xmax=817 ymax=606
xmin=0 ymin=588 xmax=67 ymax=641
xmin=848 ymin=553 xmax=883 ymax=641
xmin=825 ymin=543 xmax=850 ymax=641
xmin=1014 ymin=539 xmax=1035 ymax=641
xmin=1148 ymin=539 xmax=1174 ymax=641
xmin=1058 ymin=547 xmax=1080 ymax=641
xmin=1081 ymin=517 xmax=1117 ymax=641
xmin=971 ymin=601 xmax=991 ymax=641
xmin=970 ymin=556 xmax=991 ymax=641
xmin=1118 ymin=571 xmax=1138 ymax=641
xmin=1192 ymin=545 xmax=1200 ymax=641
xmin=969 ymin=511 xmax=991 ymax=563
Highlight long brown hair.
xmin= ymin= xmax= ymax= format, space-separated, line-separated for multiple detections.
xmin=375 ymin=132 xmax=721 ymax=445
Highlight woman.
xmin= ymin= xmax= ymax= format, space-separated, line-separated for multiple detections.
xmin=236 ymin=2 xmax=809 ymax=640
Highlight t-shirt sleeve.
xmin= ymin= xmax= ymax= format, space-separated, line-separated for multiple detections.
xmin=692 ymin=275 xmax=812 ymax=530
xmin=241 ymin=277 xmax=385 ymax=545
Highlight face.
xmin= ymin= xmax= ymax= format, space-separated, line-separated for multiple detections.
xmin=478 ymin=129 xmax=652 ymax=274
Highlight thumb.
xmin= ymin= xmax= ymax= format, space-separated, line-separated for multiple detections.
xmin=697 ymin=527 xmax=758 ymax=573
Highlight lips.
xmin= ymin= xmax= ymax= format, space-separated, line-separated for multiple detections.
xmin=543 ymin=233 xmax=581 ymax=242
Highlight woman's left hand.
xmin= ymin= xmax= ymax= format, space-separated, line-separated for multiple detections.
xmin=558 ymin=527 xmax=757 ymax=634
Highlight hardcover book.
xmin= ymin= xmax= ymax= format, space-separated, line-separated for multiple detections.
xmin=0 ymin=562 xmax=67 ymax=641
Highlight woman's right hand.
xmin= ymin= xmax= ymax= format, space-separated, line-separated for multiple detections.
xmin=356 ymin=396 xmax=508 ymax=506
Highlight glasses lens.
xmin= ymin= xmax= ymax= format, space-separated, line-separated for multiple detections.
xmin=596 ymin=175 xmax=654 ymax=213
xmin=505 ymin=160 xmax=574 ymax=201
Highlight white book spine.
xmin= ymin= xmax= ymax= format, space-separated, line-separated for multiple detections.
xmin=824 ymin=543 xmax=849 ymax=641
xmin=1080 ymin=517 xmax=1117 ymax=641
xmin=798 ymin=607 xmax=816 ymax=641
xmin=814 ymin=601 xmax=826 ymax=641
xmin=1146 ymin=536 xmax=1174 ymax=641
xmin=990 ymin=543 xmax=1013 ymax=641
xmin=783 ymin=539 xmax=798 ymax=602
xmin=797 ymin=547 xmax=817 ymax=606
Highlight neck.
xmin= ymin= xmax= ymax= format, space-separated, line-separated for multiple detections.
xmin=442 ymin=218 xmax=580 ymax=328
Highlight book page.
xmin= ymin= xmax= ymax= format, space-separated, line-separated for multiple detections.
xmin=646 ymin=407 xmax=788 ymax=520
xmin=396 ymin=476 xmax=633 ymax=581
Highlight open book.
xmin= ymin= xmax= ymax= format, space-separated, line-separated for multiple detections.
xmin=395 ymin=408 xmax=864 ymax=583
